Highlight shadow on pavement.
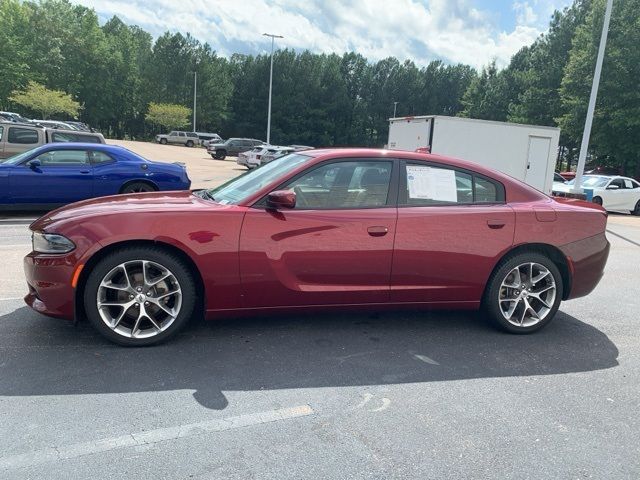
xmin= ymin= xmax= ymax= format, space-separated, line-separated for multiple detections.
xmin=0 ymin=307 xmax=618 ymax=409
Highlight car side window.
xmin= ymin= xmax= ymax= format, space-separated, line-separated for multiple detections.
xmin=623 ymin=179 xmax=634 ymax=189
xmin=228 ymin=140 xmax=239 ymax=146
xmin=0 ymin=126 xmax=4 ymax=141
xmin=34 ymin=150 xmax=89 ymax=166
xmin=91 ymin=151 xmax=115 ymax=165
xmin=610 ymin=178 xmax=625 ymax=189
xmin=285 ymin=161 xmax=393 ymax=209
xmin=631 ymin=180 xmax=640 ymax=189
xmin=8 ymin=127 xmax=39 ymax=144
xmin=187 ymin=132 xmax=197 ymax=138
xmin=178 ymin=132 xmax=186 ymax=137
xmin=402 ymin=163 xmax=502 ymax=205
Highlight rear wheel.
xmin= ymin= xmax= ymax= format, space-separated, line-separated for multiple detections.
xmin=121 ymin=182 xmax=155 ymax=194
xmin=83 ymin=246 xmax=197 ymax=346
xmin=592 ymin=196 xmax=603 ymax=206
xmin=160 ymin=138 xmax=167 ymax=145
xmin=483 ymin=252 xmax=563 ymax=334
xmin=214 ymin=150 xmax=226 ymax=160
xmin=186 ymin=140 xmax=194 ymax=147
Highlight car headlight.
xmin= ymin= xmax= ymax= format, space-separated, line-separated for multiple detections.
xmin=32 ymin=232 xmax=76 ymax=254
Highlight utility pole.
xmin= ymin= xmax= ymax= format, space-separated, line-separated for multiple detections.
xmin=192 ymin=69 xmax=197 ymax=132
xmin=572 ymin=0 xmax=613 ymax=194
xmin=263 ymin=33 xmax=283 ymax=145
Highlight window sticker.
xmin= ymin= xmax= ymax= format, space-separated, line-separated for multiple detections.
xmin=406 ymin=165 xmax=457 ymax=202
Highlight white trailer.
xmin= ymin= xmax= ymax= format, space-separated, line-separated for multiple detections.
xmin=387 ymin=115 xmax=560 ymax=194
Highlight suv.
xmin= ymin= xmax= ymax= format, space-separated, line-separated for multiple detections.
xmin=155 ymin=131 xmax=199 ymax=147
xmin=0 ymin=122 xmax=105 ymax=159
xmin=207 ymin=138 xmax=264 ymax=160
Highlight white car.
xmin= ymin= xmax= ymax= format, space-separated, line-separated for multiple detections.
xmin=553 ymin=175 xmax=640 ymax=214
xmin=245 ymin=145 xmax=276 ymax=169
xmin=261 ymin=146 xmax=296 ymax=165
xmin=553 ymin=172 xmax=567 ymax=191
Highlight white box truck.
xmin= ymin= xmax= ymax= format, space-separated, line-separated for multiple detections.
xmin=387 ymin=115 xmax=560 ymax=194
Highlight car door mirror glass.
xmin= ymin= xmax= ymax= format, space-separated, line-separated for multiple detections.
xmin=27 ymin=159 xmax=41 ymax=169
xmin=267 ymin=190 xmax=296 ymax=209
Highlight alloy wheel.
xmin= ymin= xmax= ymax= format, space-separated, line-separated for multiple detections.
xmin=498 ymin=262 xmax=556 ymax=328
xmin=97 ymin=260 xmax=182 ymax=339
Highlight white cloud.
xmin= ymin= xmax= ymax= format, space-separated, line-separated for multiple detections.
xmin=74 ymin=0 xmax=568 ymax=69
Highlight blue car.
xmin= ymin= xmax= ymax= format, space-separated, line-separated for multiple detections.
xmin=0 ymin=143 xmax=191 ymax=210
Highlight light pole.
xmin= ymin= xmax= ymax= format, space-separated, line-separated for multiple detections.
xmin=572 ymin=0 xmax=614 ymax=194
xmin=393 ymin=101 xmax=398 ymax=118
xmin=263 ymin=32 xmax=283 ymax=145
xmin=192 ymin=60 xmax=199 ymax=132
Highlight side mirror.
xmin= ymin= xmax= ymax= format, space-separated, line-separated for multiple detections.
xmin=27 ymin=159 xmax=41 ymax=169
xmin=267 ymin=189 xmax=296 ymax=209
xmin=606 ymin=184 xmax=619 ymax=190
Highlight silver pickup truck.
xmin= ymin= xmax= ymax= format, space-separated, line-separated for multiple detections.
xmin=0 ymin=122 xmax=105 ymax=159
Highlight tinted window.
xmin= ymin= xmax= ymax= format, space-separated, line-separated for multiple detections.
xmin=554 ymin=173 xmax=565 ymax=182
xmin=0 ymin=126 xmax=3 ymax=141
xmin=35 ymin=150 xmax=89 ymax=166
xmin=91 ymin=151 xmax=115 ymax=164
xmin=403 ymin=164 xmax=501 ymax=205
xmin=610 ymin=178 xmax=625 ymax=188
xmin=8 ymin=127 xmax=39 ymax=144
xmin=179 ymin=132 xmax=186 ymax=137
xmin=51 ymin=131 xmax=100 ymax=143
xmin=187 ymin=132 xmax=198 ymax=138
xmin=285 ymin=161 xmax=392 ymax=209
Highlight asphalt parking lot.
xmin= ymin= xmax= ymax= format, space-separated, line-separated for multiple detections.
xmin=1 ymin=146 xmax=639 ymax=479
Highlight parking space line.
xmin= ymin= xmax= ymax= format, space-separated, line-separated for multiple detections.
xmin=0 ymin=404 xmax=314 ymax=470
xmin=606 ymin=228 xmax=640 ymax=248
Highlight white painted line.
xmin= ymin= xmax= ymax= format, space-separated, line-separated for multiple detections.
xmin=0 ymin=404 xmax=314 ymax=470
xmin=370 ymin=398 xmax=391 ymax=412
xmin=0 ymin=244 xmax=31 ymax=248
xmin=0 ymin=297 xmax=24 ymax=302
xmin=411 ymin=353 xmax=440 ymax=365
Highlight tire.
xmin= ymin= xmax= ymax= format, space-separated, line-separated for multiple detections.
xmin=160 ymin=138 xmax=167 ymax=145
xmin=121 ymin=182 xmax=155 ymax=194
xmin=214 ymin=150 xmax=226 ymax=160
xmin=186 ymin=140 xmax=194 ymax=147
xmin=592 ymin=196 xmax=603 ymax=206
xmin=483 ymin=252 xmax=563 ymax=334
xmin=83 ymin=246 xmax=197 ymax=346
xmin=633 ymin=200 xmax=640 ymax=216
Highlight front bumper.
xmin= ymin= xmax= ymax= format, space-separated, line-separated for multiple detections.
xmin=23 ymin=252 xmax=76 ymax=320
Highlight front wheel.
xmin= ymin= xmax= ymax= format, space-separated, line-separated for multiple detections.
xmin=483 ymin=252 xmax=563 ymax=334
xmin=592 ymin=196 xmax=603 ymax=206
xmin=214 ymin=150 xmax=226 ymax=160
xmin=160 ymin=138 xmax=167 ymax=145
xmin=83 ymin=246 xmax=197 ymax=346
xmin=633 ymin=200 xmax=640 ymax=216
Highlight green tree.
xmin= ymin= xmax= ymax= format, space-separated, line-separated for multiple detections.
xmin=559 ymin=0 xmax=640 ymax=176
xmin=459 ymin=61 xmax=511 ymax=120
xmin=9 ymin=81 xmax=81 ymax=118
xmin=145 ymin=102 xmax=191 ymax=131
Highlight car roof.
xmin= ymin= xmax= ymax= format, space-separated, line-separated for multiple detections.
xmin=37 ymin=143 xmax=125 ymax=152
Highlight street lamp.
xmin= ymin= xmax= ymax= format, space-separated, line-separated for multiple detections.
xmin=263 ymin=32 xmax=283 ymax=145
xmin=572 ymin=0 xmax=614 ymax=194
xmin=192 ymin=59 xmax=200 ymax=132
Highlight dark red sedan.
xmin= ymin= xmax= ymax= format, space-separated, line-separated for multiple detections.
xmin=24 ymin=149 xmax=609 ymax=346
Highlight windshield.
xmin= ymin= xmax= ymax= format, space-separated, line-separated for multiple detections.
xmin=205 ymin=153 xmax=311 ymax=204
xmin=566 ymin=175 xmax=609 ymax=188
xmin=1 ymin=148 xmax=38 ymax=165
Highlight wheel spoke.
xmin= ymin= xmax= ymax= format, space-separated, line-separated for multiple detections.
xmin=531 ymin=270 xmax=550 ymax=284
xmin=155 ymin=289 xmax=180 ymax=300
xmin=148 ymin=272 xmax=172 ymax=287
xmin=505 ymin=298 xmax=520 ymax=320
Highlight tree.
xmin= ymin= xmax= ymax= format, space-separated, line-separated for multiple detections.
xmin=559 ymin=0 xmax=640 ymax=177
xmin=9 ymin=81 xmax=80 ymax=118
xmin=145 ymin=102 xmax=191 ymax=131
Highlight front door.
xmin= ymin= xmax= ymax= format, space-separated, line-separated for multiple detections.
xmin=239 ymin=159 xmax=398 ymax=307
xmin=9 ymin=149 xmax=93 ymax=205
xmin=391 ymin=161 xmax=515 ymax=304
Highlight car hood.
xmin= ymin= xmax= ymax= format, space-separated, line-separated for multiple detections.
xmin=31 ymin=191 xmax=214 ymax=231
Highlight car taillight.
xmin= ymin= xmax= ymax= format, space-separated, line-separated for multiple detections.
xmin=256 ymin=155 xmax=261 ymax=160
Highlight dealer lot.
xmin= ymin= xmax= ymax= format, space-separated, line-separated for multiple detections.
xmin=0 ymin=144 xmax=639 ymax=478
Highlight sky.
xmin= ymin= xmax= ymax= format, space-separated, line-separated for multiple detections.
xmin=72 ymin=0 xmax=572 ymax=68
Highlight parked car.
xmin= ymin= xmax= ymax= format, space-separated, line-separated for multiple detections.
xmin=0 ymin=111 xmax=30 ymax=123
xmin=260 ymin=146 xmax=296 ymax=165
xmin=23 ymin=148 xmax=609 ymax=346
xmin=558 ymin=171 xmax=576 ymax=181
xmin=0 ymin=143 xmax=190 ymax=210
xmin=0 ymin=121 xmax=105 ymax=159
xmin=196 ymin=132 xmax=223 ymax=147
xmin=31 ymin=120 xmax=78 ymax=130
xmin=207 ymin=138 xmax=264 ymax=160
xmin=155 ymin=131 xmax=200 ymax=147
xmin=245 ymin=145 xmax=275 ymax=169
xmin=553 ymin=175 xmax=640 ymax=214
xmin=64 ymin=121 xmax=92 ymax=132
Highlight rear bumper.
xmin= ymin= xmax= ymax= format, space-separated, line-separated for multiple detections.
xmin=560 ymin=232 xmax=610 ymax=300
xmin=23 ymin=252 xmax=75 ymax=320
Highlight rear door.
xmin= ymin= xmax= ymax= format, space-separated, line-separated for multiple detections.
xmin=239 ymin=158 xmax=398 ymax=307
xmin=391 ymin=161 xmax=515 ymax=304
xmin=9 ymin=149 xmax=93 ymax=205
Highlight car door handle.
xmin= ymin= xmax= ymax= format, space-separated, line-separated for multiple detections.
xmin=367 ymin=226 xmax=388 ymax=236
xmin=487 ymin=220 xmax=506 ymax=229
